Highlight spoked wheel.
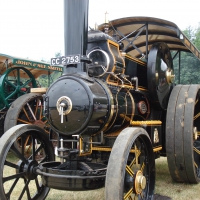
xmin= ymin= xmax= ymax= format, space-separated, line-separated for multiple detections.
xmin=147 ymin=42 xmax=174 ymax=109
xmin=105 ymin=127 xmax=155 ymax=200
xmin=4 ymin=93 xmax=48 ymax=133
xmin=166 ymin=84 xmax=200 ymax=183
xmin=0 ymin=67 xmax=37 ymax=108
xmin=4 ymin=93 xmax=52 ymax=154
xmin=0 ymin=124 xmax=54 ymax=200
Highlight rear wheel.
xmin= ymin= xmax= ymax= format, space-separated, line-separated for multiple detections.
xmin=166 ymin=84 xmax=200 ymax=183
xmin=0 ymin=124 xmax=54 ymax=200
xmin=105 ymin=127 xmax=155 ymax=200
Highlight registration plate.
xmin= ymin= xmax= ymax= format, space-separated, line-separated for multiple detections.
xmin=51 ymin=54 xmax=80 ymax=65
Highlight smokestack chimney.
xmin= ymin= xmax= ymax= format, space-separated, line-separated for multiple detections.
xmin=63 ymin=0 xmax=89 ymax=74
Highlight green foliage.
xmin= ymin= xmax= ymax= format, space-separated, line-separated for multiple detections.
xmin=194 ymin=23 xmax=200 ymax=50
xmin=55 ymin=51 xmax=62 ymax=58
xmin=173 ymin=24 xmax=200 ymax=84
xmin=36 ymin=71 xmax=62 ymax=87
xmin=36 ymin=51 xmax=63 ymax=87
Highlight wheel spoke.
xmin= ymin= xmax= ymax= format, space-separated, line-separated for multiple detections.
xmin=194 ymin=161 xmax=198 ymax=168
xmin=21 ymin=79 xmax=32 ymax=88
xmin=3 ymin=172 xmax=26 ymax=183
xmin=5 ymin=79 xmax=16 ymax=88
xmin=39 ymin=104 xmax=43 ymax=120
xmin=18 ymin=178 xmax=30 ymax=200
xmin=32 ymin=136 xmax=36 ymax=159
xmin=141 ymin=162 xmax=145 ymax=172
xmin=124 ymin=188 xmax=133 ymax=200
xmin=27 ymin=103 xmax=37 ymax=121
xmin=126 ymin=165 xmax=134 ymax=177
xmin=17 ymin=118 xmax=32 ymax=124
xmin=6 ymin=178 xmax=19 ymax=198
xmin=34 ymin=99 xmax=40 ymax=119
xmin=35 ymin=177 xmax=40 ymax=191
xmin=129 ymin=151 xmax=141 ymax=169
xmin=22 ymin=107 xmax=31 ymax=122
xmin=194 ymin=147 xmax=200 ymax=155
xmin=135 ymin=145 xmax=138 ymax=165
xmin=24 ymin=178 xmax=31 ymax=200
xmin=10 ymin=145 xmax=28 ymax=164
xmin=194 ymin=112 xmax=200 ymax=120
xmin=5 ymin=160 xmax=18 ymax=169
xmin=5 ymin=90 xmax=17 ymax=101
xmin=29 ymin=143 xmax=45 ymax=161
xmin=16 ymin=69 xmax=20 ymax=87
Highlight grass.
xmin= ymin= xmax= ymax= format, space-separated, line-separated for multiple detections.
xmin=155 ymin=157 xmax=200 ymax=200
xmin=4 ymin=152 xmax=200 ymax=199
xmin=46 ymin=157 xmax=200 ymax=200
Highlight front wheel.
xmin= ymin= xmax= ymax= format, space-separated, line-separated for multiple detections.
xmin=0 ymin=124 xmax=54 ymax=200
xmin=105 ymin=127 xmax=155 ymax=200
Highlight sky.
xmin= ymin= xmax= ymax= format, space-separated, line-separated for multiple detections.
xmin=0 ymin=0 xmax=199 ymax=62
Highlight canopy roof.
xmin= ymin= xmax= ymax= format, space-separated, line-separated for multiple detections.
xmin=0 ymin=53 xmax=63 ymax=78
xmin=98 ymin=16 xmax=200 ymax=60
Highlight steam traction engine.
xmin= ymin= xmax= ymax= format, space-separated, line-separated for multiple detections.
xmin=0 ymin=0 xmax=200 ymax=200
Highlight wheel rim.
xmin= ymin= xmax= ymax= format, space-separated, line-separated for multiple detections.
xmin=0 ymin=125 xmax=54 ymax=200
xmin=105 ymin=127 xmax=155 ymax=200
xmin=0 ymin=67 xmax=37 ymax=108
xmin=166 ymin=84 xmax=200 ymax=183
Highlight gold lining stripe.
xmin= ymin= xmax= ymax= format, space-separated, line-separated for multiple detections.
xmin=138 ymin=87 xmax=148 ymax=91
xmin=125 ymin=54 xmax=147 ymax=66
xmin=92 ymin=146 xmax=162 ymax=152
xmin=153 ymin=146 xmax=162 ymax=152
xmin=131 ymin=120 xmax=162 ymax=125
xmin=107 ymin=39 xmax=119 ymax=47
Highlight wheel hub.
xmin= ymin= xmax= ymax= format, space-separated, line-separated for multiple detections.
xmin=134 ymin=170 xmax=146 ymax=194
xmin=34 ymin=120 xmax=46 ymax=129
xmin=17 ymin=160 xmax=38 ymax=180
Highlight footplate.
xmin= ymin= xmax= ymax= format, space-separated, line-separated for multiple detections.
xmin=36 ymin=161 xmax=106 ymax=191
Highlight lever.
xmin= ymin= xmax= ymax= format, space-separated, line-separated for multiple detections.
xmin=59 ymin=103 xmax=66 ymax=123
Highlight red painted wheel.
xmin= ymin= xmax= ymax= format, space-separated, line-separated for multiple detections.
xmin=4 ymin=93 xmax=49 ymax=133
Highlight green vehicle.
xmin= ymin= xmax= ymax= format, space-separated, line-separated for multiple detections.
xmin=0 ymin=53 xmax=62 ymax=135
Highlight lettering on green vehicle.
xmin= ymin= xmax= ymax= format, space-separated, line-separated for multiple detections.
xmin=14 ymin=59 xmax=63 ymax=72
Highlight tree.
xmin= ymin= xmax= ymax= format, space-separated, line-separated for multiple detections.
xmin=194 ymin=23 xmax=200 ymax=50
xmin=173 ymin=24 xmax=200 ymax=85
xmin=37 ymin=51 xmax=63 ymax=87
